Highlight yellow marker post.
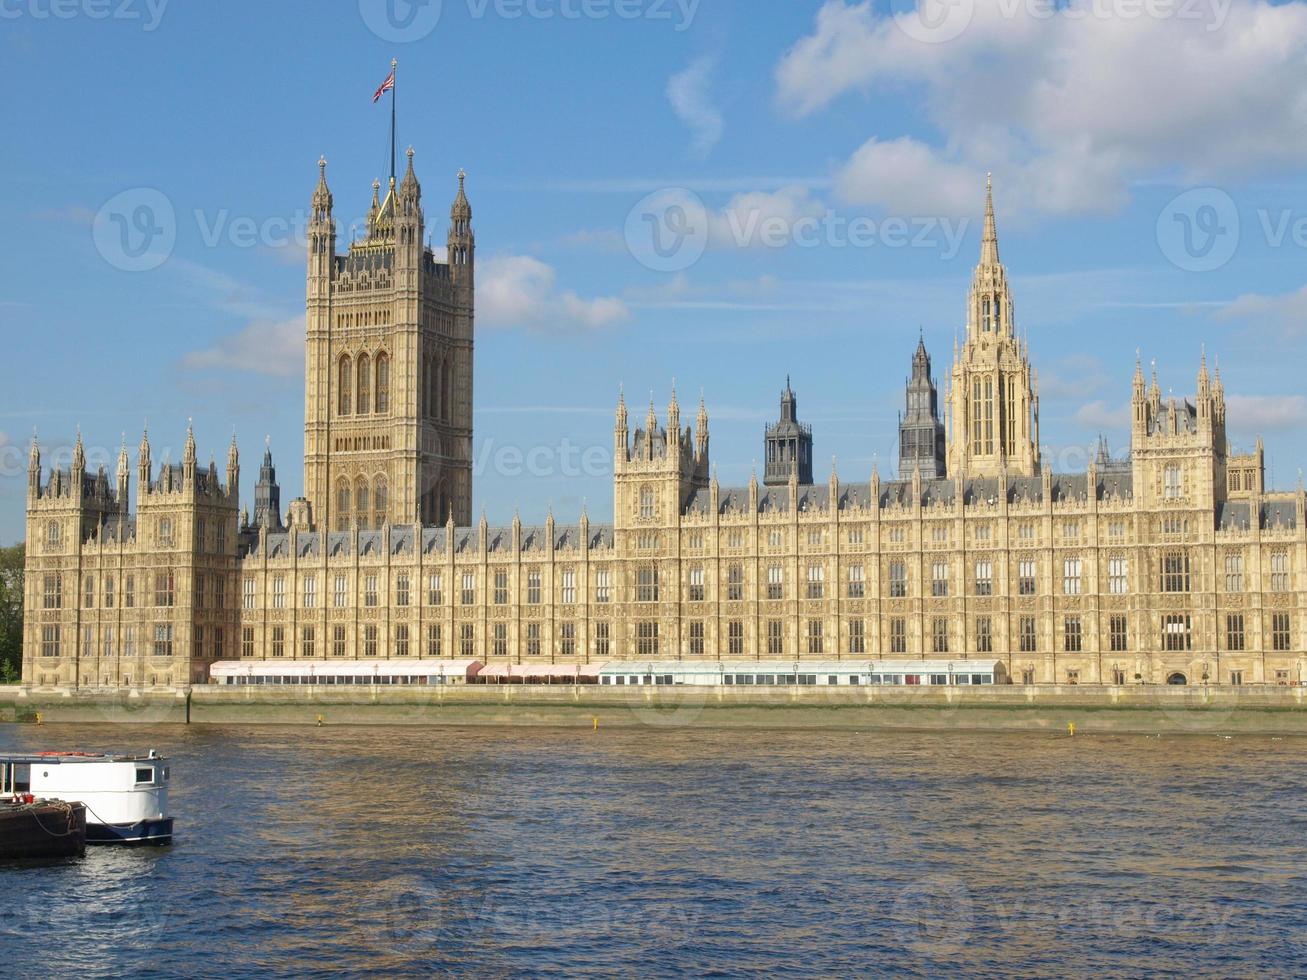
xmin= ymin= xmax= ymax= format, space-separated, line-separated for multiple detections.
xmin=34 ymin=711 xmax=43 ymax=726
xmin=1068 ymin=721 xmax=1075 ymax=737
xmin=593 ymin=716 xmax=599 ymax=731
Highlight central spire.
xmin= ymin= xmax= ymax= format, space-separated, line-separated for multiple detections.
xmin=980 ymin=172 xmax=1000 ymax=267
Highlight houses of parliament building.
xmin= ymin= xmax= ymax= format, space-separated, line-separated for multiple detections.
xmin=20 ymin=155 xmax=1307 ymax=691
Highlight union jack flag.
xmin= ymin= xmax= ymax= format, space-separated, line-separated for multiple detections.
xmin=372 ymin=70 xmax=395 ymax=103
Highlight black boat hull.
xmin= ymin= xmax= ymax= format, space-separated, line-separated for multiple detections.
xmin=0 ymin=802 xmax=87 ymax=859
xmin=87 ymin=816 xmax=173 ymax=846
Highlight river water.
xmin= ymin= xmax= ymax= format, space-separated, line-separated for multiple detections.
xmin=0 ymin=724 xmax=1304 ymax=977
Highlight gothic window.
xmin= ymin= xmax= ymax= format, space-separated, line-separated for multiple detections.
xmin=639 ymin=486 xmax=655 ymax=520
xmin=983 ymin=379 xmax=995 ymax=455
xmin=375 ymin=352 xmax=390 ymax=414
xmin=982 ymin=297 xmax=992 ymax=331
xmin=46 ymin=521 xmax=60 ymax=549
xmin=336 ymin=481 xmax=350 ymax=530
xmin=373 ymin=478 xmax=388 ymax=528
xmin=355 ymin=479 xmax=369 ymax=525
xmin=1163 ymin=465 xmax=1182 ymax=500
xmin=1161 ymin=552 xmax=1190 ymax=593
xmin=338 ymin=355 xmax=352 ymax=416
xmin=357 ymin=353 xmax=371 ymax=415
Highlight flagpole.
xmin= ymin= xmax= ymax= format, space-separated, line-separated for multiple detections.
xmin=390 ymin=57 xmax=397 ymax=185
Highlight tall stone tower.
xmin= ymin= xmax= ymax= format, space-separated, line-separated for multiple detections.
xmin=898 ymin=335 xmax=946 ymax=479
xmin=303 ymin=149 xmax=475 ymax=533
xmin=763 ymin=378 xmax=813 ymax=486
xmin=946 ymin=176 xmax=1040 ymax=478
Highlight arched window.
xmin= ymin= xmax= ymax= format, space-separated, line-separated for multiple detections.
xmin=982 ymin=298 xmax=992 ymax=331
xmin=374 ymin=478 xmax=388 ymax=528
xmin=336 ymin=481 xmax=351 ymax=531
xmin=429 ymin=358 xmax=439 ymax=420
xmin=47 ymin=521 xmax=60 ymax=548
xmin=357 ymin=353 xmax=371 ymax=415
xmin=639 ymin=486 xmax=655 ymax=520
xmin=376 ymin=353 xmax=390 ymax=414
xmin=355 ymin=479 xmax=369 ymax=526
xmin=338 ymin=355 xmax=352 ymax=416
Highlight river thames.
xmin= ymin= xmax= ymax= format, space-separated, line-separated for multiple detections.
xmin=1 ymin=725 xmax=1304 ymax=977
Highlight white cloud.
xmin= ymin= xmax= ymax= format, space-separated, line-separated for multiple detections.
xmin=1074 ymin=400 xmax=1131 ymax=430
xmin=182 ymin=317 xmax=303 ymax=377
xmin=1226 ymin=394 xmax=1307 ymax=432
xmin=477 ymin=255 xmax=630 ymax=331
xmin=708 ymin=186 xmax=828 ymax=248
xmin=667 ymin=57 xmax=724 ymax=157
xmin=1213 ymin=286 xmax=1307 ymax=333
xmin=834 ymin=137 xmax=981 ymax=217
xmin=777 ymin=0 xmax=1307 ymax=217
xmin=1039 ymin=354 xmax=1111 ymax=401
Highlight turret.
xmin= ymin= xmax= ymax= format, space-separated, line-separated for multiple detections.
xmin=226 ymin=432 xmax=240 ymax=500
xmin=27 ymin=433 xmax=40 ymax=499
xmin=695 ymin=392 xmax=709 ymax=464
xmin=615 ymin=387 xmax=629 ymax=462
xmin=448 ymin=169 xmax=474 ymax=287
xmin=183 ymin=420 xmax=197 ymax=485
xmin=138 ymin=427 xmax=151 ymax=493
xmin=116 ymin=436 xmax=130 ymax=503
xmin=667 ymin=385 xmax=681 ymax=450
xmin=308 ymin=156 xmax=335 ymax=291
xmin=71 ymin=431 xmax=85 ymax=497
xmin=396 ymin=146 xmax=423 ymax=270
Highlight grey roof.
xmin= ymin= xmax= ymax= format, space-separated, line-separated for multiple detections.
xmin=1261 ymin=500 xmax=1298 ymax=530
xmin=1217 ymin=501 xmax=1250 ymax=531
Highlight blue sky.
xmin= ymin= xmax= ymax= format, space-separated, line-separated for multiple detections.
xmin=4 ymin=0 xmax=1307 ymax=542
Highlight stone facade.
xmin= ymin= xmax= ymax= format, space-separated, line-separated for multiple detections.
xmin=20 ymin=168 xmax=1307 ymax=691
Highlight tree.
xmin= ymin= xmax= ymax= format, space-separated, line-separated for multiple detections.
xmin=0 ymin=544 xmax=24 ymax=684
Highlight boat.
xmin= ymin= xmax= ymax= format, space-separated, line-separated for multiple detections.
xmin=0 ymin=750 xmax=174 ymax=846
xmin=0 ymin=797 xmax=87 ymax=859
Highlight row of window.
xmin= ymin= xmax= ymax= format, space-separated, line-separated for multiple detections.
xmin=234 ymin=551 xmax=1292 ymax=611
xmin=45 ymin=517 xmax=228 ymax=553
xmin=43 ymin=610 xmax=1297 ymax=661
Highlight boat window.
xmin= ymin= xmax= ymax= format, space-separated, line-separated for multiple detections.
xmin=1 ymin=763 xmax=8 ymax=794
xmin=14 ymin=764 xmax=31 ymax=793
xmin=135 ymin=767 xmax=155 ymax=785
